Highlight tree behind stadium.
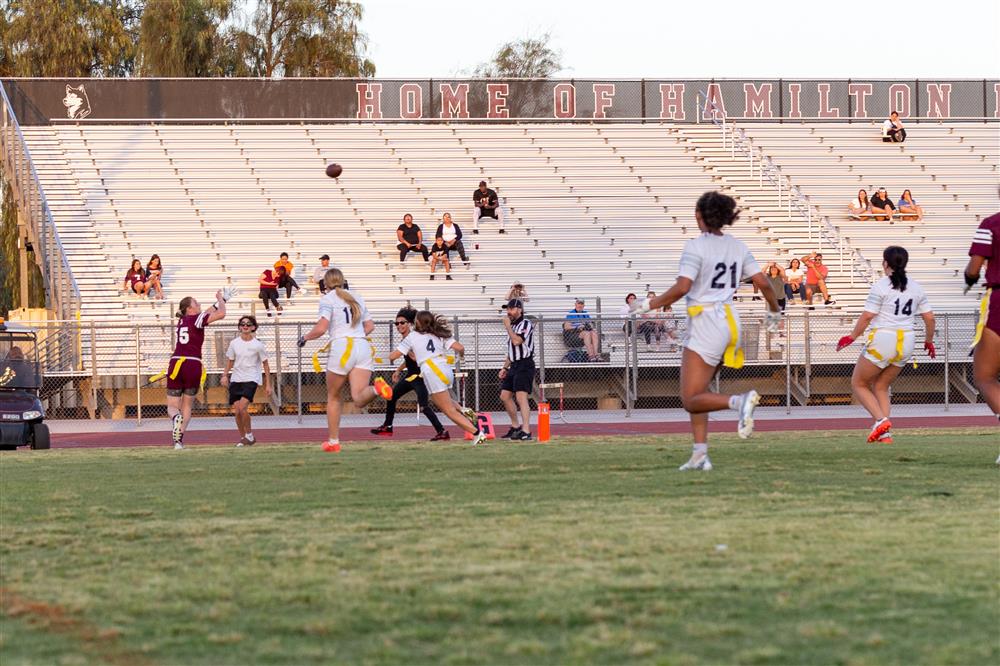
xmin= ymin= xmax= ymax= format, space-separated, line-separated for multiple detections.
xmin=473 ymin=33 xmax=563 ymax=79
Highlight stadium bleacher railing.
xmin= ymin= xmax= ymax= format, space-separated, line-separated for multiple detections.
xmin=0 ymin=81 xmax=81 ymax=322
xmin=22 ymin=312 xmax=984 ymax=428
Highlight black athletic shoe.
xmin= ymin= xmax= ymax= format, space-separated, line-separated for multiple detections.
xmin=371 ymin=425 xmax=393 ymax=436
xmin=445 ymin=274 xmax=453 ymax=280
xmin=498 ymin=229 xmax=506 ymax=234
xmin=514 ymin=430 xmax=532 ymax=441
xmin=502 ymin=427 xmax=521 ymax=439
xmin=430 ymin=431 xmax=451 ymax=441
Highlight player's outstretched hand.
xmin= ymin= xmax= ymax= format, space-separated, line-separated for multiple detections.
xmin=633 ymin=297 xmax=652 ymax=315
xmin=222 ymin=286 xmax=238 ymax=302
xmin=836 ymin=335 xmax=855 ymax=351
xmin=924 ymin=341 xmax=937 ymax=359
xmin=764 ymin=311 xmax=782 ymax=333
xmin=297 ymin=335 xmax=307 ymax=348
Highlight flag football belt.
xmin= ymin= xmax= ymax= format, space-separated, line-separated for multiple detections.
xmin=971 ymin=287 xmax=991 ymax=348
xmin=149 ymin=356 xmax=207 ymax=390
xmin=422 ymin=356 xmax=452 ymax=386
xmin=407 ymin=354 xmax=457 ymax=384
xmin=311 ymin=337 xmax=384 ymax=373
xmin=865 ymin=328 xmax=906 ymax=364
xmin=687 ymin=303 xmax=743 ymax=369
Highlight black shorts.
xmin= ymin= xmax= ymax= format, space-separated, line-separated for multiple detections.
xmin=229 ymin=381 xmax=259 ymax=405
xmin=501 ymin=359 xmax=535 ymax=394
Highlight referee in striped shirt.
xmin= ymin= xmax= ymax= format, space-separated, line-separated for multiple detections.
xmin=500 ymin=298 xmax=534 ymax=440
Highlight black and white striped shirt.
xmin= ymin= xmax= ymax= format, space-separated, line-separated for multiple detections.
xmin=507 ymin=317 xmax=535 ymax=362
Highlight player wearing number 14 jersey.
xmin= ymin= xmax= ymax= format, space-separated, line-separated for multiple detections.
xmin=837 ymin=246 xmax=935 ymax=444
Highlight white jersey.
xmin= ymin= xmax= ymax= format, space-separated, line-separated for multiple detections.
xmin=864 ymin=276 xmax=931 ymax=331
xmin=226 ymin=337 xmax=268 ymax=384
xmin=317 ymin=289 xmax=371 ymax=340
xmin=678 ymin=232 xmax=761 ymax=305
xmin=396 ymin=331 xmax=456 ymax=365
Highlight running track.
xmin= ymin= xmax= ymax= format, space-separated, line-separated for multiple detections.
xmin=49 ymin=414 xmax=998 ymax=449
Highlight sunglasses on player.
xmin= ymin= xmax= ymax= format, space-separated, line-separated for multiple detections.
xmin=394 ymin=320 xmax=409 ymax=327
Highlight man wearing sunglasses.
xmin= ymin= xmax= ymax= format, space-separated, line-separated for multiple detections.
xmin=221 ymin=315 xmax=272 ymax=447
xmin=371 ymin=307 xmax=449 ymax=440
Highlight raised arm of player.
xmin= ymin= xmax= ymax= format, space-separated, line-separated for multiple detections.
xmin=205 ymin=290 xmax=227 ymax=324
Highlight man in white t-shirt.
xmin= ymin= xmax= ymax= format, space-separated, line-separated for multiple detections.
xmin=435 ymin=213 xmax=469 ymax=266
xmin=312 ymin=255 xmax=332 ymax=294
xmin=221 ymin=315 xmax=272 ymax=447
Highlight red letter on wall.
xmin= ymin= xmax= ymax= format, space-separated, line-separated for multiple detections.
xmin=847 ymin=83 xmax=873 ymax=117
xmin=593 ymin=83 xmax=615 ymax=119
xmin=659 ymin=83 xmax=685 ymax=120
xmin=817 ymin=83 xmax=840 ymax=117
xmin=356 ymin=83 xmax=383 ymax=119
xmin=399 ymin=84 xmax=422 ymax=119
xmin=743 ymin=83 xmax=773 ymax=118
xmin=487 ymin=83 xmax=509 ymax=119
xmin=888 ymin=83 xmax=911 ymax=117
xmin=440 ymin=83 xmax=470 ymax=119
xmin=925 ymin=83 xmax=951 ymax=118
xmin=553 ymin=83 xmax=576 ymax=118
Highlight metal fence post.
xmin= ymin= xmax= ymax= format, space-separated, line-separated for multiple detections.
xmin=89 ymin=321 xmax=98 ymax=418
xmin=296 ymin=323 xmax=303 ymax=423
xmin=274 ymin=316 xmax=283 ymax=409
xmin=537 ymin=318 xmax=546 ymax=391
xmin=630 ymin=315 xmax=639 ymax=414
xmin=135 ymin=325 xmax=142 ymax=425
xmin=803 ymin=311 xmax=812 ymax=398
xmin=785 ymin=313 xmax=792 ymax=415
xmin=473 ymin=321 xmax=480 ymax=412
xmin=943 ymin=314 xmax=950 ymax=411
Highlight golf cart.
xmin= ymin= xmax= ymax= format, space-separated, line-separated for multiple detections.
xmin=0 ymin=319 xmax=50 ymax=450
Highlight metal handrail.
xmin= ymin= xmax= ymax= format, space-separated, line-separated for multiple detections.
xmin=0 ymin=81 xmax=81 ymax=320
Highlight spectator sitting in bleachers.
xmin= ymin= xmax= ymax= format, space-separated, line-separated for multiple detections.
xmin=502 ymin=282 xmax=529 ymax=312
xmin=563 ymin=298 xmax=600 ymax=361
xmin=472 ymin=180 xmax=505 ymax=234
xmin=313 ymin=254 xmax=331 ymax=293
xmin=144 ymin=254 xmax=164 ymax=300
xmin=122 ymin=259 xmax=149 ymax=298
xmin=429 ymin=236 xmax=452 ymax=280
xmin=641 ymin=290 xmax=677 ymax=350
xmin=397 ymin=214 xmax=429 ymax=262
xmin=881 ymin=111 xmax=906 ymax=143
xmin=274 ymin=252 xmax=301 ymax=298
xmin=848 ymin=189 xmax=873 ymax=219
xmin=435 ymin=213 xmax=469 ymax=267
xmin=870 ymin=187 xmax=896 ymax=222
xmin=621 ymin=292 xmax=640 ymax=335
xmin=762 ymin=262 xmax=788 ymax=311
xmin=785 ymin=258 xmax=807 ymax=304
xmin=897 ymin=189 xmax=923 ymax=221
xmin=258 ymin=266 xmax=282 ymax=316
xmin=803 ymin=252 xmax=834 ymax=306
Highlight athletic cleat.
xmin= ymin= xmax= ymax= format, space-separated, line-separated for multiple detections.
xmin=430 ymin=430 xmax=451 ymax=441
xmin=502 ymin=427 xmax=521 ymax=439
xmin=173 ymin=442 xmax=184 ymax=450
xmin=679 ymin=454 xmax=712 ymax=471
xmin=370 ymin=425 xmax=393 ymax=436
xmin=321 ymin=440 xmax=341 ymax=453
xmin=171 ymin=413 xmax=184 ymax=445
xmin=877 ymin=431 xmax=893 ymax=445
xmin=867 ymin=418 xmax=893 ymax=443
xmin=373 ymin=377 xmax=393 ymax=400
xmin=470 ymin=430 xmax=487 ymax=446
xmin=736 ymin=390 xmax=760 ymax=439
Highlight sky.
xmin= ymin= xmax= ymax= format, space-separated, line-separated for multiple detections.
xmin=361 ymin=0 xmax=1000 ymax=79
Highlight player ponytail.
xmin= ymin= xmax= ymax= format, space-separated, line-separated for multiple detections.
xmin=324 ymin=268 xmax=361 ymax=323
xmin=695 ymin=191 xmax=740 ymax=230
xmin=883 ymin=245 xmax=909 ymax=292
xmin=414 ymin=310 xmax=452 ymax=339
xmin=176 ymin=296 xmax=194 ymax=319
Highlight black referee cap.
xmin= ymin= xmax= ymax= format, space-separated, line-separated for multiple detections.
xmin=507 ymin=298 xmax=524 ymax=310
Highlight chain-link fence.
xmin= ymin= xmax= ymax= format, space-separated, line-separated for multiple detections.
xmin=6 ymin=311 xmax=988 ymax=431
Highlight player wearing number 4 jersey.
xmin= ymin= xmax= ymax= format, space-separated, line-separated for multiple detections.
xmin=167 ymin=290 xmax=229 ymax=449
xmin=388 ymin=311 xmax=485 ymax=445
xmin=635 ymin=192 xmax=781 ymax=471
xmin=297 ymin=269 xmax=392 ymax=451
xmin=837 ymin=246 xmax=935 ymax=444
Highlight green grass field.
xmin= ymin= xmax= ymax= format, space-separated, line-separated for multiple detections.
xmin=1 ymin=429 xmax=998 ymax=665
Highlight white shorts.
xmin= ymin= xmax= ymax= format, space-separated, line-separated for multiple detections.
xmin=325 ymin=337 xmax=374 ymax=375
xmin=683 ymin=305 xmax=741 ymax=367
xmin=419 ymin=358 xmax=454 ymax=394
xmin=862 ymin=329 xmax=915 ymax=369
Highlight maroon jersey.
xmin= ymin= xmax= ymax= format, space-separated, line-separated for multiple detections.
xmin=970 ymin=212 xmax=1000 ymax=286
xmin=173 ymin=311 xmax=211 ymax=358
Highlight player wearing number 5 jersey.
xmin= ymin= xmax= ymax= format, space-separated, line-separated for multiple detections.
xmin=837 ymin=246 xmax=935 ymax=444
xmin=388 ymin=311 xmax=485 ymax=445
xmin=297 ymin=269 xmax=392 ymax=451
xmin=635 ymin=192 xmax=781 ymax=471
xmin=167 ymin=291 xmax=228 ymax=449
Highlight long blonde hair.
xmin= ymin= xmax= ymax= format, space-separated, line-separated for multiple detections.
xmin=323 ymin=268 xmax=361 ymax=323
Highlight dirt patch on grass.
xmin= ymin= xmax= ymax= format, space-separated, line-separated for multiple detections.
xmin=1 ymin=587 xmax=152 ymax=665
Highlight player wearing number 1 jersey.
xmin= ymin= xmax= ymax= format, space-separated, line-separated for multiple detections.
xmin=167 ymin=291 xmax=228 ymax=449
xmin=837 ymin=246 xmax=935 ymax=444
xmin=635 ymin=192 xmax=781 ymax=471
xmin=297 ymin=268 xmax=392 ymax=451
xmin=387 ymin=310 xmax=485 ymax=445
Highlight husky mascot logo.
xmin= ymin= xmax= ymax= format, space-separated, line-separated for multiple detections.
xmin=62 ymin=84 xmax=91 ymax=120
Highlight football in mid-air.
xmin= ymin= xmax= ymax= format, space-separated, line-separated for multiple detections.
xmin=325 ymin=163 xmax=343 ymax=178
